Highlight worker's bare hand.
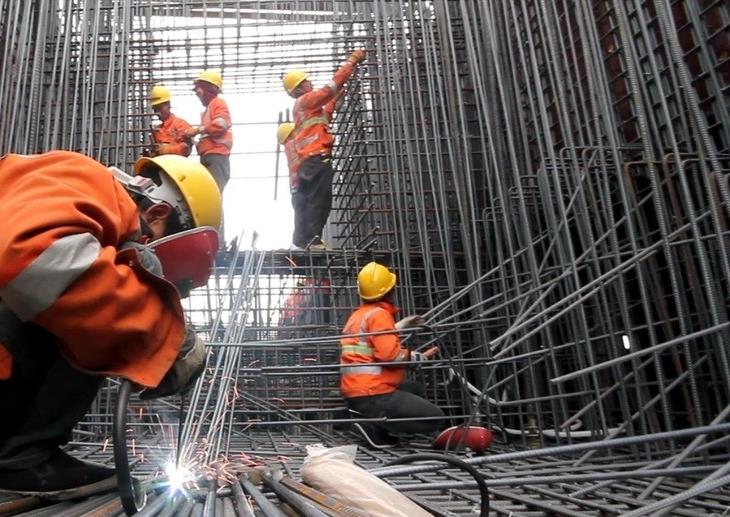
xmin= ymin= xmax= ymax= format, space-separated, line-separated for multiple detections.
xmin=184 ymin=126 xmax=200 ymax=138
xmin=395 ymin=314 xmax=425 ymax=330
xmin=140 ymin=330 xmax=207 ymax=399
xmin=349 ymin=49 xmax=367 ymax=63
xmin=156 ymin=143 xmax=172 ymax=155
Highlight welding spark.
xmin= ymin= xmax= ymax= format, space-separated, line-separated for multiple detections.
xmin=165 ymin=462 xmax=193 ymax=492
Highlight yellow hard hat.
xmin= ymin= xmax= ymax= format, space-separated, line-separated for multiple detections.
xmin=133 ymin=155 xmax=222 ymax=230
xmin=149 ymin=84 xmax=171 ymax=107
xmin=357 ymin=262 xmax=397 ymax=301
xmin=195 ymin=70 xmax=223 ymax=89
xmin=282 ymin=70 xmax=308 ymax=94
xmin=277 ymin=122 xmax=295 ymax=144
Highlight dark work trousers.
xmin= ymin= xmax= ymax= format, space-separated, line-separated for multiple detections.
xmin=200 ymin=153 xmax=230 ymax=192
xmin=0 ymin=304 xmax=101 ymax=469
xmin=345 ymin=380 xmax=445 ymax=434
xmin=291 ymin=156 xmax=334 ymax=248
xmin=200 ymin=153 xmax=230 ymax=246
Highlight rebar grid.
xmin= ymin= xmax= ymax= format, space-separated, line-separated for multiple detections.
xmin=2 ymin=0 xmax=730 ymax=515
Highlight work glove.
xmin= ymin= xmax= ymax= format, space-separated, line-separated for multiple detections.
xmin=140 ymin=327 xmax=207 ymax=399
xmin=408 ymin=350 xmax=429 ymax=370
xmin=348 ymin=49 xmax=367 ymax=64
xmin=395 ymin=314 xmax=424 ymax=330
xmin=120 ymin=241 xmax=163 ymax=277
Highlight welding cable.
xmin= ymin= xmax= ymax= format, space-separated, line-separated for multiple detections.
xmin=384 ymin=453 xmax=489 ymax=517
xmin=114 ymin=379 xmax=148 ymax=516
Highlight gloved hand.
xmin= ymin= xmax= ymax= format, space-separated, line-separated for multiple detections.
xmin=395 ymin=314 xmax=424 ymax=330
xmin=408 ymin=350 xmax=429 ymax=369
xmin=348 ymin=49 xmax=367 ymax=64
xmin=140 ymin=328 xmax=207 ymax=399
xmin=120 ymin=241 xmax=163 ymax=277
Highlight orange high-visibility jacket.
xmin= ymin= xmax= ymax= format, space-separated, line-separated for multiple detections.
xmin=196 ymin=96 xmax=233 ymax=156
xmin=340 ymin=300 xmax=411 ymax=398
xmin=153 ymin=114 xmax=194 ymax=157
xmin=0 ymin=151 xmax=185 ymax=387
xmin=284 ymin=138 xmax=304 ymax=192
xmin=292 ymin=61 xmax=354 ymax=159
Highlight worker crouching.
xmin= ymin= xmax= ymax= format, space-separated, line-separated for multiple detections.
xmin=0 ymin=152 xmax=221 ymax=496
xmin=340 ymin=262 xmax=445 ymax=448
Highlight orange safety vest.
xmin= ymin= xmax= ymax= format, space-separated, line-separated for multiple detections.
xmin=0 ymin=151 xmax=186 ymax=388
xmin=196 ymin=96 xmax=233 ymax=156
xmin=153 ymin=114 xmax=194 ymax=157
xmin=292 ymin=61 xmax=354 ymax=159
xmin=284 ymin=138 xmax=305 ymax=192
xmin=340 ymin=300 xmax=410 ymax=398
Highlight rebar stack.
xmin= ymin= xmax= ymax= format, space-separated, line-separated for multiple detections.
xmin=2 ymin=0 xmax=730 ymax=515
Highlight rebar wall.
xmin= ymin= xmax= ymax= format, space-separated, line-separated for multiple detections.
xmin=2 ymin=0 xmax=730 ymax=514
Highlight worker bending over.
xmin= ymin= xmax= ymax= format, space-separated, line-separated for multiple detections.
xmin=0 ymin=152 xmax=221 ymax=495
xmin=281 ymin=49 xmax=366 ymax=251
xmin=186 ymin=70 xmax=233 ymax=192
xmin=148 ymin=84 xmax=194 ymax=157
xmin=340 ymin=262 xmax=445 ymax=448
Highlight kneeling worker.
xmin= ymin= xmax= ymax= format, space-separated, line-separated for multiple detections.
xmin=340 ymin=262 xmax=444 ymax=447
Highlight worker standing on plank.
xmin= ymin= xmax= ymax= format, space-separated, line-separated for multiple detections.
xmin=185 ymin=70 xmax=233 ymax=192
xmin=340 ymin=261 xmax=445 ymax=448
xmin=148 ymin=84 xmax=194 ymax=157
xmin=0 ymin=151 xmax=221 ymax=495
xmin=281 ymin=49 xmax=366 ymax=251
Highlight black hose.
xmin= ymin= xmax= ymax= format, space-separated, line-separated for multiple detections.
xmin=114 ymin=379 xmax=148 ymax=515
xmin=384 ymin=453 xmax=489 ymax=517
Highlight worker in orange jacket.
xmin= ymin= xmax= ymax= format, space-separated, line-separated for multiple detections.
xmin=278 ymin=89 xmax=344 ymax=251
xmin=0 ymin=151 xmax=221 ymax=495
xmin=281 ymin=50 xmax=366 ymax=250
xmin=185 ymin=70 xmax=233 ymax=192
xmin=149 ymin=84 xmax=194 ymax=157
xmin=340 ymin=262 xmax=445 ymax=448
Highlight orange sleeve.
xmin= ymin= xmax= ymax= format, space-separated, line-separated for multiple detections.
xmin=168 ymin=118 xmax=193 ymax=156
xmin=367 ymin=310 xmax=404 ymax=362
xmin=0 ymin=151 xmax=185 ymax=387
xmin=296 ymin=61 xmax=354 ymax=110
xmin=203 ymin=97 xmax=232 ymax=138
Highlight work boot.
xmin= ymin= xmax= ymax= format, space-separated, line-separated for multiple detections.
xmin=353 ymin=422 xmax=399 ymax=449
xmin=0 ymin=448 xmax=117 ymax=499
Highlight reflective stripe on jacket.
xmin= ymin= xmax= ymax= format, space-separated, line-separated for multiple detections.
xmin=340 ymin=300 xmax=410 ymax=398
xmin=153 ymin=114 xmax=194 ymax=157
xmin=292 ymin=60 xmax=354 ymax=158
xmin=0 ymin=151 xmax=186 ymax=388
xmin=196 ymin=96 xmax=233 ymax=156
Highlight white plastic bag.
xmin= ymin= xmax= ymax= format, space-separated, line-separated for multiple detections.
xmin=300 ymin=444 xmax=431 ymax=517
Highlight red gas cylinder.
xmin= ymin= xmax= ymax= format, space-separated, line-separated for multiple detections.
xmin=433 ymin=426 xmax=494 ymax=454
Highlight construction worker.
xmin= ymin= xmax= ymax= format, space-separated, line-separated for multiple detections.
xmin=340 ymin=262 xmax=445 ymax=448
xmin=149 ymin=84 xmax=194 ymax=157
xmin=185 ymin=70 xmax=233 ymax=192
xmin=0 ymin=151 xmax=221 ymax=495
xmin=278 ymin=89 xmax=344 ymax=250
xmin=282 ymin=49 xmax=366 ymax=250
